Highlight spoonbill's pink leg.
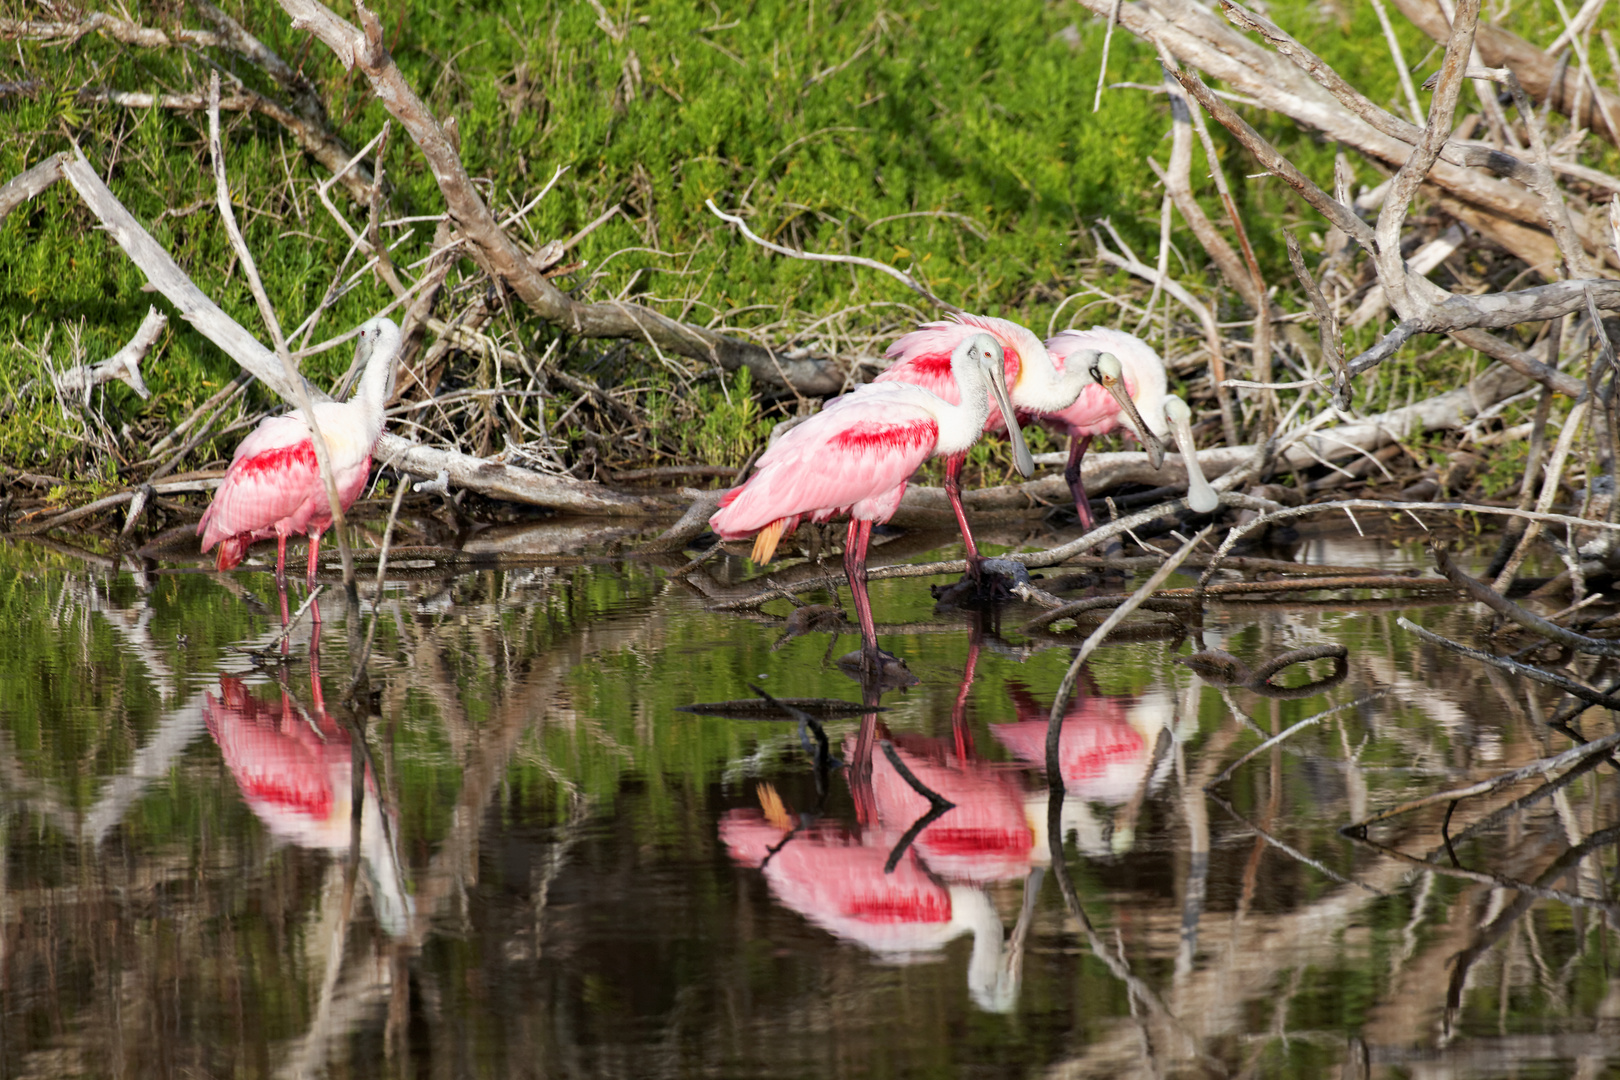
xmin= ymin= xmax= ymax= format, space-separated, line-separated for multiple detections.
xmin=274 ymin=533 xmax=289 ymax=582
xmin=1065 ymin=435 xmax=1095 ymax=531
xmin=942 ymin=453 xmax=983 ymax=577
xmin=306 ymin=532 xmax=321 ymax=591
xmin=306 ymin=532 xmax=324 ymax=624
xmin=843 ymin=518 xmax=881 ymax=672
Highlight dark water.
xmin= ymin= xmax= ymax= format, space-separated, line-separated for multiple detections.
xmin=2 ymin=522 xmax=1617 ymax=1079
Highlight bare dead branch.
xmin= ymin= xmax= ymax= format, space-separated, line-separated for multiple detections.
xmin=0 ymin=153 xmax=64 ymax=225
xmin=1171 ymin=60 xmax=1615 ymax=400
xmin=1501 ymin=71 xmax=1593 ymax=281
xmin=1397 ymin=616 xmax=1620 ymax=710
xmin=1390 ymin=0 xmax=1620 ymax=146
xmin=275 ymin=0 xmax=844 ymax=396
xmin=1432 ymin=544 xmax=1620 ymax=657
xmin=1283 ymin=233 xmax=1347 ymax=404
xmin=1218 ymin=1 xmax=1553 ymax=189
xmin=1081 ymin=0 xmax=1617 ymax=270
xmin=1344 ymin=725 xmax=1620 ymax=830
xmin=1169 ymin=67 xmax=1373 ymax=246
xmin=1372 ymin=0 xmax=1478 ymax=316
xmin=51 ymin=306 xmax=164 ymax=402
xmin=0 ymin=13 xmax=220 ymax=49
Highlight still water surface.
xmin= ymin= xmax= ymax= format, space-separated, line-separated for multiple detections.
xmin=1 ymin=525 xmax=1616 ymax=1078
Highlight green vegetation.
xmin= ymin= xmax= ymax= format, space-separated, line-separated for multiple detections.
xmin=3 ymin=0 xmax=1606 ymax=492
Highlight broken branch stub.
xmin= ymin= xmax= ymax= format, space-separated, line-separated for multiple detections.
xmin=52 ymin=307 xmax=165 ymax=402
xmin=276 ymin=0 xmax=845 ymax=397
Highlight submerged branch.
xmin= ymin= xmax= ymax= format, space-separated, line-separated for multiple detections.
xmin=1432 ymin=545 xmax=1620 ymax=657
xmin=1396 ymin=617 xmax=1620 ymax=710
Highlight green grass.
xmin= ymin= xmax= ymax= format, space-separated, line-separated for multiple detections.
xmin=0 ymin=0 xmax=1608 ymax=487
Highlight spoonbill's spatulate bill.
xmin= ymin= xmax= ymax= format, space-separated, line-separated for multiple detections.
xmin=199 ymin=317 xmax=401 ymax=587
xmin=709 ymin=332 xmax=1030 ymax=673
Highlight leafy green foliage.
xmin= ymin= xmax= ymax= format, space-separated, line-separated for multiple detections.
xmin=8 ymin=0 xmax=1602 ymax=483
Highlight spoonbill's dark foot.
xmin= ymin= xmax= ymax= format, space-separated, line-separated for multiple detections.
xmin=931 ymin=556 xmax=1033 ymax=607
xmin=837 ymin=648 xmax=916 ymax=690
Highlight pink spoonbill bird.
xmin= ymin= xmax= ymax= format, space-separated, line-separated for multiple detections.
xmin=709 ymin=332 xmax=1033 ymax=674
xmin=874 ymin=314 xmax=1158 ymax=571
xmin=1043 ymin=327 xmax=1218 ymax=530
xmin=199 ymin=316 xmax=401 ymax=588
xmin=994 ymin=681 xmax=1176 ymax=857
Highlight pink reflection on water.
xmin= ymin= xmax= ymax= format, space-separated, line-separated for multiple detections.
xmin=204 ymin=674 xmax=413 ymax=935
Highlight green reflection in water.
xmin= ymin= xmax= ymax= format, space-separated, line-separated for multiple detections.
xmin=1 ymin=534 xmax=1618 ymax=1079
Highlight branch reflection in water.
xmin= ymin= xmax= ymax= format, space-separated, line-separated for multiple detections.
xmin=8 ymin=534 xmax=1620 ymax=1076
xmin=719 ymin=630 xmax=1176 ymax=1014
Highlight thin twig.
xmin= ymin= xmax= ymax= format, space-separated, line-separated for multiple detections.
xmin=706 ymin=199 xmax=959 ymax=313
xmin=209 ymin=72 xmax=356 ymax=593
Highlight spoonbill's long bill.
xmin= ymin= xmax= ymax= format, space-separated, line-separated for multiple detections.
xmin=709 ymin=332 xmax=1033 ymax=673
xmin=874 ymin=314 xmax=1157 ymax=572
xmin=1043 ymin=327 xmax=1218 ymax=530
xmin=200 ymin=317 xmax=401 ymax=588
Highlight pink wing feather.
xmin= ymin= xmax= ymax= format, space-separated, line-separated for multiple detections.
xmin=874 ymin=313 xmax=1035 ymax=432
xmin=710 ymin=389 xmax=940 ymax=538
xmin=199 ymin=414 xmax=371 ymax=566
xmin=1044 ymin=328 xmax=1157 ymax=439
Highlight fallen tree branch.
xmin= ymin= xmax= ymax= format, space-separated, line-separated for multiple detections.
xmin=0 ymin=153 xmax=64 ymax=224
xmin=5 ymin=306 xmax=165 ymax=411
xmin=8 ymin=149 xmax=663 ymax=516
xmin=1199 ymin=497 xmax=1620 ymax=587
xmin=1169 ymin=65 xmax=1604 ymax=399
xmin=1284 ymin=232 xmax=1348 ymax=406
xmin=1083 ymin=0 xmax=1618 ymax=272
xmin=1398 ymin=616 xmax=1620 ymax=710
xmin=4 ymin=8 xmax=373 ymax=199
xmin=1344 ymin=727 xmax=1620 ymax=831
xmin=1432 ymin=544 xmax=1620 ymax=657
xmin=75 ymin=82 xmax=372 ymax=201
xmin=275 ymin=0 xmax=845 ymax=396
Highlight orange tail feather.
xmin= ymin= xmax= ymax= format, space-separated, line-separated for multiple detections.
xmin=751 ymin=519 xmax=788 ymax=564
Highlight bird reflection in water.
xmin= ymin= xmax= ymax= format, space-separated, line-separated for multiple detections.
xmin=203 ymin=641 xmax=413 ymax=937
xmin=719 ymin=632 xmax=1043 ymax=1013
xmin=993 ymin=674 xmax=1176 ymax=858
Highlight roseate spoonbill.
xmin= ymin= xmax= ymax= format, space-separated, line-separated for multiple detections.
xmin=709 ymin=332 xmax=1032 ymax=673
xmin=874 ymin=313 xmax=1158 ymax=570
xmin=862 ymin=637 xmax=1035 ymax=885
xmin=199 ymin=316 xmax=401 ymax=586
xmin=1043 ymin=327 xmax=1219 ymax=529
